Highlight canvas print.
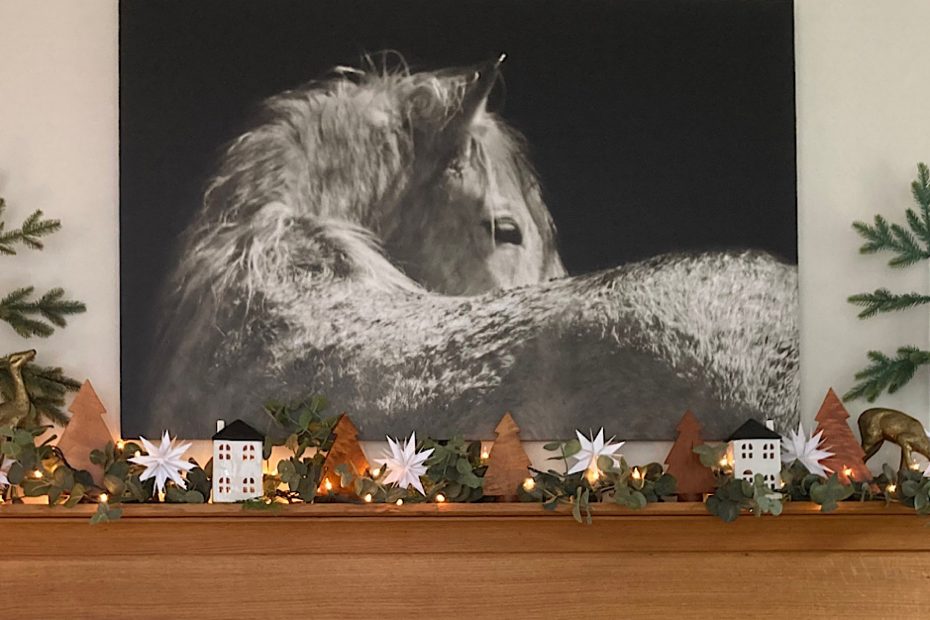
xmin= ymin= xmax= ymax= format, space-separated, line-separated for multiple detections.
xmin=120 ymin=0 xmax=798 ymax=440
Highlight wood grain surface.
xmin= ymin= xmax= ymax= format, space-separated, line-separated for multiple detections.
xmin=1 ymin=502 xmax=926 ymax=619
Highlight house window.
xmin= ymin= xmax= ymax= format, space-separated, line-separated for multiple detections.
xmin=218 ymin=443 xmax=231 ymax=461
xmin=740 ymin=442 xmax=753 ymax=460
xmin=741 ymin=469 xmax=753 ymax=482
xmin=242 ymin=476 xmax=256 ymax=494
xmin=218 ymin=476 xmax=231 ymax=494
xmin=763 ymin=443 xmax=776 ymax=460
xmin=242 ymin=444 xmax=256 ymax=461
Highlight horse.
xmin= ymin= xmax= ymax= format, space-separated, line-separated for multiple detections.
xmin=143 ymin=56 xmax=799 ymax=441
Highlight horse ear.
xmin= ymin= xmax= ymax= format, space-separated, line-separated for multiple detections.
xmin=449 ymin=54 xmax=505 ymax=130
xmin=408 ymin=55 xmax=505 ymax=156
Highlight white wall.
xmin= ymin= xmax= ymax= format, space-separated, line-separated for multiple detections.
xmin=1 ymin=0 xmax=929 ymax=470
xmin=0 ymin=2 xmax=119 ymax=425
xmin=796 ymin=0 xmax=930 ymax=467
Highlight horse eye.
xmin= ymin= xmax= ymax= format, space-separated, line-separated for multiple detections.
xmin=446 ymin=159 xmax=464 ymax=178
xmin=483 ymin=217 xmax=523 ymax=246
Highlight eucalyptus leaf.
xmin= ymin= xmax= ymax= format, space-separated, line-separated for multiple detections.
xmin=7 ymin=461 xmax=24 ymax=484
xmin=562 ymin=439 xmax=581 ymax=458
xmin=52 ymin=467 xmax=74 ymax=489
xmin=107 ymin=460 xmax=129 ymax=479
xmin=64 ymin=483 xmax=85 ymax=507
xmin=104 ymin=474 xmax=126 ymax=496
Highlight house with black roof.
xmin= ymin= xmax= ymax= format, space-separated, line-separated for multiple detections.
xmin=211 ymin=419 xmax=264 ymax=502
xmin=726 ymin=418 xmax=782 ymax=488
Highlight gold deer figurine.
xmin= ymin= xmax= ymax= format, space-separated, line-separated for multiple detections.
xmin=0 ymin=349 xmax=36 ymax=428
xmin=859 ymin=407 xmax=930 ymax=472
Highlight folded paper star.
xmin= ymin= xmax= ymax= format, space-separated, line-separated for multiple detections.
xmin=782 ymin=422 xmax=833 ymax=478
xmin=129 ymin=431 xmax=194 ymax=493
xmin=568 ymin=428 xmax=624 ymax=482
xmin=378 ymin=432 xmax=434 ymax=495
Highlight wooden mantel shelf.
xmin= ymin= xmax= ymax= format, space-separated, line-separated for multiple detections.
xmin=2 ymin=502 xmax=927 ymax=618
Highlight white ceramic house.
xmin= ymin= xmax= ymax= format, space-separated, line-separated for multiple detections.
xmin=212 ymin=419 xmax=264 ymax=502
xmin=726 ymin=419 xmax=782 ymax=488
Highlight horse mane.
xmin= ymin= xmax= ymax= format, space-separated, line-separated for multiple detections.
xmin=167 ymin=56 xmax=560 ymax=313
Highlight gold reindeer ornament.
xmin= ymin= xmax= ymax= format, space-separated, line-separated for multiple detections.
xmin=858 ymin=407 xmax=930 ymax=472
xmin=0 ymin=349 xmax=37 ymax=428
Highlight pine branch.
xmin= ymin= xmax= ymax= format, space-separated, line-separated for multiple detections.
xmin=913 ymin=162 xmax=930 ymax=211
xmin=0 ymin=199 xmax=61 ymax=255
xmin=852 ymin=163 xmax=930 ymax=267
xmin=0 ymin=286 xmax=86 ymax=338
xmin=844 ymin=346 xmax=930 ymax=402
xmin=848 ymin=288 xmax=930 ymax=318
xmin=0 ymin=360 xmax=78 ymax=426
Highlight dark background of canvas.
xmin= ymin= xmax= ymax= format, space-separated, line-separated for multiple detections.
xmin=119 ymin=0 xmax=796 ymax=437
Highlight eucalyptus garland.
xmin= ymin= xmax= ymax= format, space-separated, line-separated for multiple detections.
xmin=2 ymin=398 xmax=929 ymax=524
xmin=518 ymin=439 xmax=675 ymax=523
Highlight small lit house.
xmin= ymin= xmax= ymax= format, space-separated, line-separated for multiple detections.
xmin=726 ymin=419 xmax=782 ymax=488
xmin=212 ymin=419 xmax=264 ymax=502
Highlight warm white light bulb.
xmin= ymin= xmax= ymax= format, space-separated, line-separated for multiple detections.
xmin=887 ymin=484 xmax=897 ymax=494
xmin=323 ymin=479 xmax=333 ymax=491
xmin=522 ymin=477 xmax=535 ymax=492
xmin=363 ymin=493 xmax=373 ymax=503
xmin=395 ymin=498 xmax=404 ymax=506
xmin=435 ymin=493 xmax=446 ymax=503
xmin=370 ymin=467 xmax=381 ymax=478
xmin=116 ymin=440 xmax=125 ymax=450
xmin=32 ymin=470 xmax=42 ymax=479
xmin=631 ymin=467 xmax=642 ymax=481
xmin=99 ymin=493 xmax=108 ymax=504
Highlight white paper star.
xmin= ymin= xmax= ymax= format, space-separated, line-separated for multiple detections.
xmin=782 ymin=422 xmax=833 ymax=478
xmin=129 ymin=431 xmax=195 ymax=493
xmin=567 ymin=428 xmax=625 ymax=481
xmin=378 ymin=432 xmax=434 ymax=495
xmin=0 ymin=458 xmax=12 ymax=486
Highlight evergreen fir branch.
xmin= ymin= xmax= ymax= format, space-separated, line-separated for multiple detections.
xmin=848 ymin=288 xmax=930 ymax=318
xmin=905 ymin=208 xmax=930 ymax=248
xmin=23 ymin=364 xmax=82 ymax=394
xmin=887 ymin=222 xmax=925 ymax=266
xmin=851 ymin=215 xmax=929 ymax=266
xmin=913 ymin=162 xmax=930 ymax=210
xmin=844 ymin=346 xmax=930 ymax=402
xmin=0 ymin=200 xmax=61 ymax=255
xmin=852 ymin=164 xmax=930 ymax=267
xmin=29 ymin=397 xmax=70 ymax=427
xmin=0 ymin=286 xmax=86 ymax=338
xmin=0 ymin=361 xmax=78 ymax=426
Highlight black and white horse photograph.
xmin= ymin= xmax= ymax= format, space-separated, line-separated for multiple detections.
xmin=120 ymin=0 xmax=798 ymax=440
